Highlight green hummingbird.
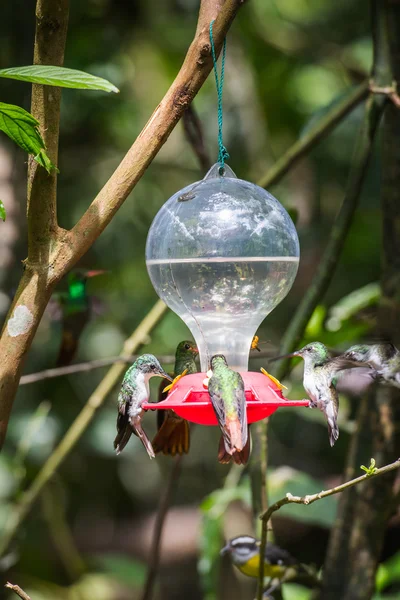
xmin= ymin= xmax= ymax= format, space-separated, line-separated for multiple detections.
xmin=208 ymin=355 xmax=250 ymax=465
xmin=152 ymin=340 xmax=199 ymax=456
xmin=270 ymin=342 xmax=351 ymax=447
xmin=54 ymin=268 xmax=105 ymax=366
xmin=342 ymin=342 xmax=400 ymax=388
xmin=114 ymin=354 xmax=172 ymax=459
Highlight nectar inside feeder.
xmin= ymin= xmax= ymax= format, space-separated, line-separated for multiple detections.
xmin=143 ymin=163 xmax=308 ymax=423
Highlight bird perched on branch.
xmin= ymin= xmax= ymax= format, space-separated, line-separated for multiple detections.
xmin=269 ymin=342 xmax=354 ymax=447
xmin=52 ymin=268 xmax=105 ymax=366
xmin=207 ymin=354 xmax=250 ymax=465
xmin=114 ymin=354 xmax=172 ymax=459
xmin=220 ymin=535 xmax=314 ymax=583
xmin=341 ymin=342 xmax=400 ymax=388
xmin=152 ymin=340 xmax=198 ymax=456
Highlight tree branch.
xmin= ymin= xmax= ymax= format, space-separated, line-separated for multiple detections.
xmin=52 ymin=0 xmax=242 ymax=273
xmin=5 ymin=583 xmax=31 ymax=600
xmin=19 ymin=351 xmax=274 ymax=385
xmin=256 ymin=81 xmax=368 ymax=189
xmin=0 ymin=300 xmax=167 ymax=557
xmin=0 ymin=0 xmax=69 ymax=450
xmin=0 ymin=0 xmax=243 ymax=450
xmin=27 ymin=0 xmax=69 ymax=263
xmin=274 ymin=92 xmax=385 ymax=380
xmin=256 ymin=458 xmax=400 ymax=600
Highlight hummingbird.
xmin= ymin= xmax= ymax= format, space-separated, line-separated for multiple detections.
xmin=114 ymin=354 xmax=172 ymax=459
xmin=207 ymin=355 xmax=250 ymax=465
xmin=53 ymin=268 xmax=105 ymax=366
xmin=270 ymin=342 xmax=352 ymax=447
xmin=152 ymin=340 xmax=199 ymax=456
xmin=342 ymin=342 xmax=400 ymax=388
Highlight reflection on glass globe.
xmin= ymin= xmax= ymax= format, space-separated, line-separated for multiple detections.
xmin=146 ymin=163 xmax=300 ymax=371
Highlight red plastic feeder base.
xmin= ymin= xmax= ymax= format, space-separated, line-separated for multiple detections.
xmin=142 ymin=372 xmax=310 ymax=426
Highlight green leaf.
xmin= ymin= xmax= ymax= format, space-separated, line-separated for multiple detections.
xmin=360 ymin=458 xmax=378 ymax=476
xmin=375 ymin=551 xmax=400 ymax=592
xmin=0 ymin=102 xmax=57 ymax=173
xmin=0 ymin=66 xmax=119 ymax=93
xmin=0 ymin=200 xmax=5 ymax=221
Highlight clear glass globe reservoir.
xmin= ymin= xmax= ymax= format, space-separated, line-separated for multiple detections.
xmin=145 ymin=164 xmax=299 ymax=372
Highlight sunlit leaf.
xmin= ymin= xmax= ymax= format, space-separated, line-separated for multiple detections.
xmin=0 ymin=102 xmax=57 ymax=173
xmin=0 ymin=66 xmax=119 ymax=93
xmin=0 ymin=200 xmax=5 ymax=221
xmin=376 ymin=551 xmax=400 ymax=592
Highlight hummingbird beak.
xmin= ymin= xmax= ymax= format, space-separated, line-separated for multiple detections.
xmin=85 ymin=270 xmax=107 ymax=278
xmin=268 ymin=351 xmax=300 ymax=363
xmin=159 ymin=369 xmax=173 ymax=382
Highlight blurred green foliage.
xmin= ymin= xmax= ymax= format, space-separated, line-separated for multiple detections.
xmin=1 ymin=0 xmax=397 ymax=599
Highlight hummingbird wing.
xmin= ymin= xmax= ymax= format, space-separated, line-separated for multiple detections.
xmin=209 ymin=370 xmax=248 ymax=454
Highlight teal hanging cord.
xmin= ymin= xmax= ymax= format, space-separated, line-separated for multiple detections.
xmin=209 ymin=20 xmax=229 ymax=172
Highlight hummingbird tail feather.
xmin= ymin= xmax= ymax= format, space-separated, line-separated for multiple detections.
xmin=218 ymin=428 xmax=251 ymax=465
xmin=114 ymin=421 xmax=132 ymax=455
xmin=132 ymin=416 xmax=156 ymax=459
xmin=152 ymin=411 xmax=190 ymax=456
xmin=226 ymin=417 xmax=245 ymax=452
xmin=327 ymin=420 xmax=339 ymax=447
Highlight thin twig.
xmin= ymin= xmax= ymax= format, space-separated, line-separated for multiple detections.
xmin=256 ymin=81 xmax=369 ymax=189
xmin=19 ymin=351 xmax=274 ymax=385
xmin=5 ymin=583 xmax=31 ymax=600
xmin=141 ymin=455 xmax=183 ymax=600
xmin=261 ymin=458 xmax=400 ymax=521
xmin=0 ymin=300 xmax=167 ymax=557
xmin=256 ymin=458 xmax=400 ymax=600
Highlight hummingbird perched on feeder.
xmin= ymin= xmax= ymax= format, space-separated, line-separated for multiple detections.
xmin=52 ymin=268 xmax=105 ymax=366
xmin=152 ymin=340 xmax=199 ymax=456
xmin=342 ymin=342 xmax=400 ymax=388
xmin=207 ymin=355 xmax=250 ymax=465
xmin=114 ymin=354 xmax=172 ymax=459
xmin=269 ymin=342 xmax=353 ymax=447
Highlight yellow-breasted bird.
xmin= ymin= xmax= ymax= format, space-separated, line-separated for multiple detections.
xmin=208 ymin=355 xmax=250 ymax=465
xmin=221 ymin=535 xmax=307 ymax=582
xmin=152 ymin=340 xmax=198 ymax=456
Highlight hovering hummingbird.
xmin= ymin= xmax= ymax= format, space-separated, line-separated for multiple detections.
xmin=270 ymin=342 xmax=352 ymax=447
xmin=152 ymin=340 xmax=199 ymax=456
xmin=114 ymin=354 xmax=172 ymax=459
xmin=53 ymin=269 xmax=105 ymax=366
xmin=342 ymin=342 xmax=400 ymax=388
xmin=207 ymin=355 xmax=250 ymax=465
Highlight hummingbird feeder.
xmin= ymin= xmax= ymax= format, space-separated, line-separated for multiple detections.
xmin=143 ymin=163 xmax=309 ymax=422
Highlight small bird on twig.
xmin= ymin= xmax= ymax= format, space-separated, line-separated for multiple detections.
xmin=207 ymin=354 xmax=250 ymax=465
xmin=269 ymin=342 xmax=354 ymax=447
xmin=221 ymin=535 xmax=319 ymax=590
xmin=152 ymin=340 xmax=198 ymax=456
xmin=114 ymin=354 xmax=172 ymax=459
